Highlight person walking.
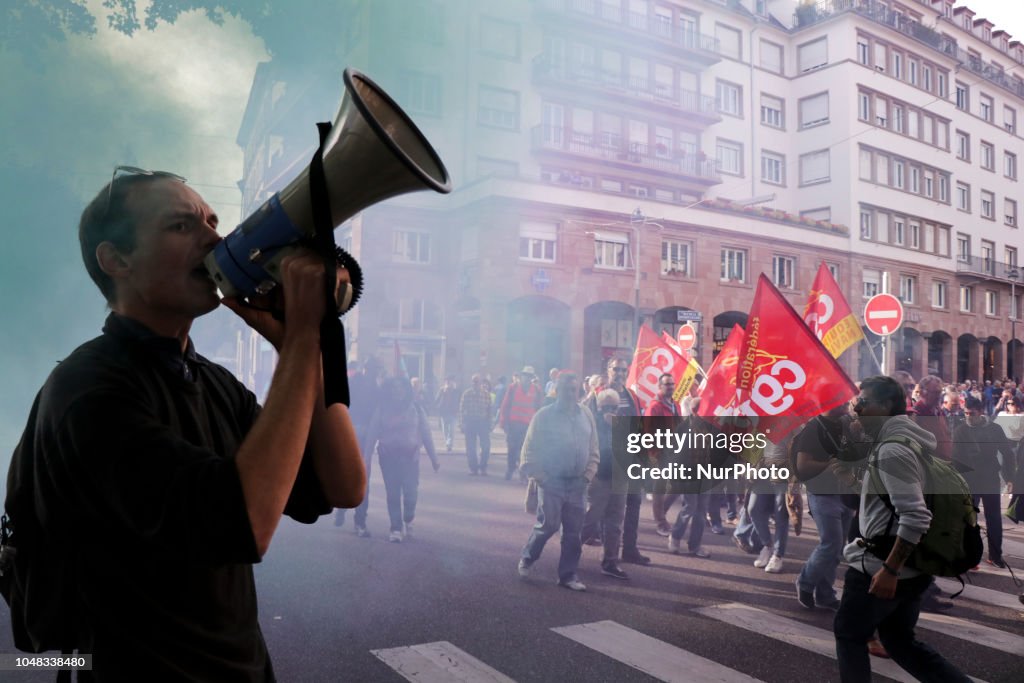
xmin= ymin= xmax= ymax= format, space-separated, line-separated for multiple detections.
xmin=518 ymin=372 xmax=600 ymax=591
xmin=499 ymin=367 xmax=544 ymax=480
xmin=460 ymin=374 xmax=493 ymax=476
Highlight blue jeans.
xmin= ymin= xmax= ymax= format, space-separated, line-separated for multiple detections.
xmin=748 ymin=484 xmax=789 ymax=557
xmin=522 ymin=478 xmax=587 ymax=581
xmin=439 ymin=415 xmax=456 ymax=449
xmin=732 ymin=500 xmax=760 ymax=546
xmin=464 ymin=419 xmax=491 ymax=473
xmin=670 ymin=493 xmax=708 ymax=551
xmin=798 ymin=494 xmax=854 ymax=603
xmin=834 ymin=567 xmax=970 ymax=683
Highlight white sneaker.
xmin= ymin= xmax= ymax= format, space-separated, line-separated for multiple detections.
xmin=404 ymin=522 xmax=414 ymax=539
xmin=765 ymin=554 xmax=784 ymax=573
xmin=754 ymin=547 xmax=772 ymax=568
xmin=689 ymin=546 xmax=711 ymax=559
xmin=667 ymin=535 xmax=681 ymax=554
xmin=558 ymin=577 xmax=587 ymax=591
xmin=389 ymin=530 xmax=403 ymax=543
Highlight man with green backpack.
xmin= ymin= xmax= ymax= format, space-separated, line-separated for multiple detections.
xmin=833 ymin=376 xmax=977 ymax=683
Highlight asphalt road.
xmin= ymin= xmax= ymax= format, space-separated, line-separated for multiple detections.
xmin=2 ymin=427 xmax=1023 ymax=682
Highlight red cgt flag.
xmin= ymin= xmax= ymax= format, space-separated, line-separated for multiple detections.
xmin=732 ymin=275 xmax=858 ymax=441
xmin=804 ymin=262 xmax=864 ymax=358
xmin=696 ymin=324 xmax=745 ymax=421
xmin=627 ymin=325 xmax=693 ymax=409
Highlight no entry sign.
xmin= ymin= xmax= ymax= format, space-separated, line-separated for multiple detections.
xmin=864 ymin=294 xmax=904 ymax=336
xmin=677 ymin=323 xmax=697 ymax=350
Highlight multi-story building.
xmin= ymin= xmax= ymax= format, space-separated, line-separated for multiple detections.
xmin=232 ymin=0 xmax=1024 ymax=393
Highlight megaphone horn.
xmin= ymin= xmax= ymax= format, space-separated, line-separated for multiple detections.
xmin=205 ymin=67 xmax=452 ymax=312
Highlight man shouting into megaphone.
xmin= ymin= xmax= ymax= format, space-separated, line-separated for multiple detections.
xmin=3 ymin=167 xmax=366 ymax=680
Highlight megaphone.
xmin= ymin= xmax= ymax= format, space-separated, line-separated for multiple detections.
xmin=204 ymin=68 xmax=452 ymax=312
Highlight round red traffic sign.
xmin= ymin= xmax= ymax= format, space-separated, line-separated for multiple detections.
xmin=864 ymin=294 xmax=904 ymax=336
xmin=677 ymin=323 xmax=697 ymax=351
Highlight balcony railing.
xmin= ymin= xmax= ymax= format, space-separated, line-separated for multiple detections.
xmin=797 ymin=1 xmax=1024 ymax=100
xmin=536 ymin=0 xmax=720 ymax=58
xmin=531 ymin=125 xmax=720 ymax=181
xmin=796 ymin=1 xmax=955 ymax=58
xmin=532 ymin=55 xmax=719 ymax=118
xmin=957 ymin=256 xmax=1020 ymax=282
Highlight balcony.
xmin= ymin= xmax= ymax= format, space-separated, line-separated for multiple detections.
xmin=795 ymin=1 xmax=956 ymax=60
xmin=531 ymin=125 xmax=721 ymax=184
xmin=535 ymin=0 xmax=720 ymax=64
xmin=956 ymin=256 xmax=1019 ymax=283
xmin=532 ymin=54 xmax=720 ymax=123
xmin=797 ymin=2 xmax=1024 ymax=100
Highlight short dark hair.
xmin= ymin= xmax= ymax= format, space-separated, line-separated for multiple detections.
xmin=860 ymin=375 xmax=907 ymax=416
xmin=78 ymin=174 xmax=166 ymax=304
xmin=964 ymin=395 xmax=983 ymax=410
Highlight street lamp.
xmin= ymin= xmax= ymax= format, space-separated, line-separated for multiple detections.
xmin=1009 ymin=267 xmax=1020 ymax=379
xmin=629 ymin=208 xmax=645 ymax=341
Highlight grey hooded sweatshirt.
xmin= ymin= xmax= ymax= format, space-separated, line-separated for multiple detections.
xmin=843 ymin=415 xmax=936 ymax=578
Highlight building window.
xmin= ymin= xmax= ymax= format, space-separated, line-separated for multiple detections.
xmin=986 ymin=290 xmax=998 ymax=316
xmin=858 ymin=92 xmax=870 ymax=121
xmin=760 ymin=39 xmax=783 ymax=74
xmin=772 ymin=255 xmax=795 ymax=289
xmin=800 ymin=149 xmax=830 ymax=185
xmin=716 ymin=80 xmax=742 ymax=116
xmin=760 ymin=94 xmax=784 ymax=128
xmin=715 ymin=23 xmax=742 ymax=60
xmin=892 ymin=50 xmax=903 ymax=79
xmin=909 ymin=221 xmax=920 ymax=249
xmin=956 ymin=130 xmax=970 ymax=160
xmin=397 ymin=71 xmax=442 ymax=116
xmin=661 ymin=239 xmax=693 ymax=276
xmin=802 ymin=207 xmax=831 ymax=221
xmin=479 ymin=17 xmax=520 ymax=60
xmin=937 ymin=225 xmax=951 ymax=256
xmin=860 ymin=210 xmax=873 ymax=240
xmin=827 ymin=262 xmax=840 ymax=281
xmin=956 ymin=182 xmax=970 ymax=212
xmin=939 ymin=175 xmax=949 ymax=202
xmin=893 ymin=217 xmax=905 ymax=245
xmin=716 ymin=139 xmax=743 ymax=175
xmin=1006 ymin=198 xmax=1018 ymax=227
xmin=960 ymin=285 xmax=973 ymax=312
xmin=1005 ymin=105 xmax=1017 ymax=134
xmin=863 ymin=268 xmax=881 ymax=298
xmin=982 ymin=241 xmax=995 ymax=275
xmin=899 ymin=275 xmax=916 ymax=304
xmin=798 ymin=92 xmax=829 ymax=128
xmin=955 ymin=82 xmax=969 ymax=110
xmin=981 ymin=142 xmax=995 ymax=171
xmin=798 ymin=37 xmax=828 ymax=72
xmin=908 ymin=58 xmax=918 ymax=85
xmin=857 ymin=38 xmax=869 ymax=65
xmin=393 ymin=230 xmax=431 ymax=263
xmin=893 ymin=160 xmax=904 ymax=189
xmin=1008 ymin=246 xmax=1019 ymax=270
xmin=981 ymin=190 xmax=995 ymax=219
xmin=1006 ymin=152 xmax=1017 ymax=180
xmin=593 ymin=232 xmax=630 ymax=269
xmin=957 ymin=233 xmax=970 ymax=262
xmin=478 ymin=86 xmax=518 ymax=129
xmin=519 ymin=221 xmax=557 ymax=262
xmin=721 ymin=248 xmax=747 ymax=283
xmin=761 ymin=151 xmax=784 ymax=185
xmin=980 ymin=93 xmax=994 ymax=122
xmin=932 ymin=281 xmax=947 ymax=308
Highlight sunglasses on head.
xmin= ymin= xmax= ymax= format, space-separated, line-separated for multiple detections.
xmin=104 ymin=165 xmax=187 ymax=217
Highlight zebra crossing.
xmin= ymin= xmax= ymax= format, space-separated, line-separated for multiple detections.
xmin=369 ymin=581 xmax=1023 ymax=682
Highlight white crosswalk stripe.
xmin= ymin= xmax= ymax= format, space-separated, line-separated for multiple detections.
xmin=371 ymin=641 xmax=516 ymax=683
xmin=917 ymin=611 xmax=1024 ymax=657
xmin=694 ymin=602 xmax=992 ymax=683
xmin=552 ymin=620 xmax=763 ymax=683
xmin=370 ymin=585 xmax=1022 ymax=682
xmin=934 ymin=577 xmax=1024 ymax=611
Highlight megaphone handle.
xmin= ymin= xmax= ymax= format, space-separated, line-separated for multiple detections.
xmin=310 ymin=120 xmax=351 ymax=408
